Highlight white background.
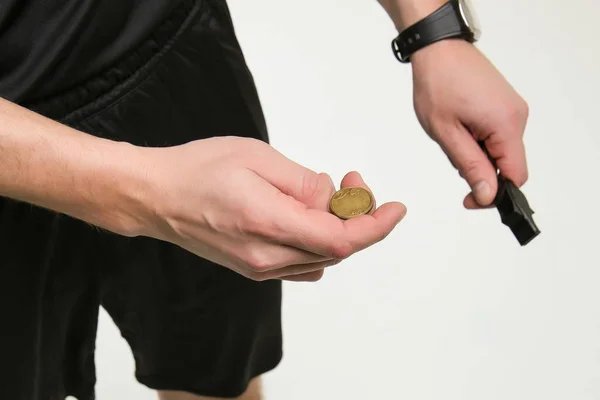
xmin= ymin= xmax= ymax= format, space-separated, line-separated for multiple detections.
xmin=94 ymin=0 xmax=600 ymax=399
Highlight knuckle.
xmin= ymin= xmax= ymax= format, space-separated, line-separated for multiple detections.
xmin=242 ymin=249 xmax=274 ymax=273
xmin=520 ymin=99 xmax=530 ymax=120
xmin=300 ymin=171 xmax=336 ymax=207
xmin=318 ymin=172 xmax=335 ymax=195
xmin=300 ymin=170 xmax=322 ymax=202
xmin=427 ymin=118 xmax=447 ymax=142
xmin=460 ymin=158 xmax=482 ymax=179
xmin=502 ymin=101 xmax=528 ymax=132
xmin=225 ymin=136 xmax=264 ymax=159
xmin=244 ymin=270 xmax=262 ymax=281
xmin=247 ymin=271 xmax=270 ymax=282
xmin=238 ymin=136 xmax=265 ymax=151
xmin=330 ymin=240 xmax=354 ymax=259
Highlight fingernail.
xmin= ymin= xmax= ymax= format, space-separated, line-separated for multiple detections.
xmin=473 ymin=181 xmax=492 ymax=205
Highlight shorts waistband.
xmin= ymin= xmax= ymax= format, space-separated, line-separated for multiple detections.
xmin=25 ymin=0 xmax=201 ymax=123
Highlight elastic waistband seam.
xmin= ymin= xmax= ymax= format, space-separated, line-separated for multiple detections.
xmin=25 ymin=0 xmax=200 ymax=123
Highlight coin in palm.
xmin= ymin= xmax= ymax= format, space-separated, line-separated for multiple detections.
xmin=329 ymin=187 xmax=374 ymax=219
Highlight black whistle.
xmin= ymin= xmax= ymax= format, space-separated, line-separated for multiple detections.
xmin=479 ymin=142 xmax=540 ymax=246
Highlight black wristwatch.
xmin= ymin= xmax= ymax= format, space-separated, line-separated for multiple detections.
xmin=392 ymin=0 xmax=481 ymax=63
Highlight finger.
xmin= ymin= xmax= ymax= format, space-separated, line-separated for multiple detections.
xmin=463 ymin=193 xmax=480 ymax=209
xmin=243 ymin=242 xmax=334 ymax=273
xmin=267 ymin=259 xmax=340 ymax=280
xmin=251 ymin=171 xmax=406 ymax=259
xmin=234 ymin=172 xmax=340 ymax=266
xmin=303 ymin=172 xmax=336 ymax=211
xmin=340 ymin=171 xmax=370 ymax=190
xmin=246 ymin=145 xmax=327 ymax=204
xmin=267 ymin=196 xmax=406 ymax=259
xmin=485 ymin=136 xmax=529 ymax=188
xmin=338 ymin=202 xmax=407 ymax=252
xmin=437 ymin=123 xmax=498 ymax=207
xmin=446 ymin=154 xmax=459 ymax=172
xmin=281 ymin=269 xmax=325 ymax=282
xmin=340 ymin=171 xmax=376 ymax=212
xmin=463 ymin=193 xmax=495 ymax=210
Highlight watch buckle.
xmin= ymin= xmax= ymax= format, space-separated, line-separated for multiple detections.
xmin=391 ymin=38 xmax=410 ymax=63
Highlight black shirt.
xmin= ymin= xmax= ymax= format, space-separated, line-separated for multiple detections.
xmin=0 ymin=0 xmax=181 ymax=103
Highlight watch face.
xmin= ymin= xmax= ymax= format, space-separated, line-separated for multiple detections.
xmin=458 ymin=0 xmax=482 ymax=41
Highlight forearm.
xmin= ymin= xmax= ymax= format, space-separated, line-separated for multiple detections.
xmin=378 ymin=0 xmax=445 ymax=31
xmin=0 ymin=97 xmax=148 ymax=235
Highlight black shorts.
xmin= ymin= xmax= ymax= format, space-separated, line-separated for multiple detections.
xmin=0 ymin=1 xmax=282 ymax=399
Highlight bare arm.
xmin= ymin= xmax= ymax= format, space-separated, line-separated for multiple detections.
xmin=374 ymin=0 xmax=530 ymax=209
xmin=0 ymin=97 xmax=148 ymax=235
xmin=378 ymin=0 xmax=445 ymax=31
xmin=0 ymin=96 xmax=405 ymax=281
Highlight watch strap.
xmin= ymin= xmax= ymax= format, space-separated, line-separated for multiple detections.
xmin=392 ymin=0 xmax=474 ymax=63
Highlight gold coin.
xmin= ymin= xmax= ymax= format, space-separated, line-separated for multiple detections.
xmin=329 ymin=187 xmax=374 ymax=219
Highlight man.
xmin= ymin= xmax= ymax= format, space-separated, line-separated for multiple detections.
xmin=0 ymin=0 xmax=529 ymax=399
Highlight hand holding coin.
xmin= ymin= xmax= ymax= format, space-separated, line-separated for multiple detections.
xmin=148 ymin=136 xmax=405 ymax=283
xmin=271 ymin=169 xmax=398 ymax=281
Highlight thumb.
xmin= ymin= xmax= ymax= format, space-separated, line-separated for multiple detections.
xmin=304 ymin=172 xmax=336 ymax=211
xmin=340 ymin=171 xmax=377 ymax=212
xmin=245 ymin=144 xmax=336 ymax=207
xmin=439 ymin=125 xmax=497 ymax=206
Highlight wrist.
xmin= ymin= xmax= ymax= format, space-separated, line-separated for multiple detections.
xmin=389 ymin=0 xmax=481 ymax=64
xmin=409 ymin=37 xmax=473 ymax=66
xmin=38 ymin=134 xmax=153 ymax=237
xmin=379 ymin=0 xmax=446 ymax=31
xmin=86 ymin=140 xmax=156 ymax=237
